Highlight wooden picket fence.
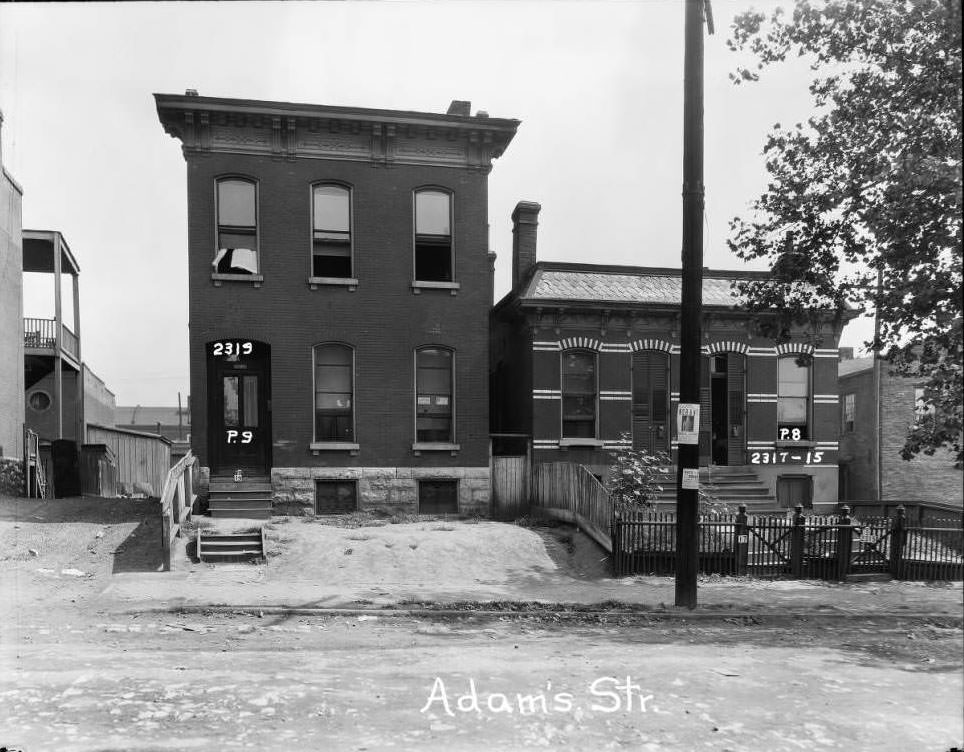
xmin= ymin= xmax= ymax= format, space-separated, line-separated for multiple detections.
xmin=612 ymin=504 xmax=963 ymax=581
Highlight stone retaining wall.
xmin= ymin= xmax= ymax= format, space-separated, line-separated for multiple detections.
xmin=271 ymin=466 xmax=490 ymax=516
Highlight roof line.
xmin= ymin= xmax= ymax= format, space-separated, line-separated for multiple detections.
xmin=531 ymin=260 xmax=771 ymax=279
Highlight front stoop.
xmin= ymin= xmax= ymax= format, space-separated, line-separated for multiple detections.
xmin=197 ymin=525 xmax=266 ymax=562
xmin=208 ymin=475 xmax=273 ymax=519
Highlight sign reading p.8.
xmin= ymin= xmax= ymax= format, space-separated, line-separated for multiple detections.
xmin=778 ymin=427 xmax=804 ymax=441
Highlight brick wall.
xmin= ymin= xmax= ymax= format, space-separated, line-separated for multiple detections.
xmin=880 ymin=373 xmax=963 ymax=504
xmin=838 ymin=368 xmax=877 ymax=500
xmin=0 ymin=166 xmax=24 ymax=458
xmin=184 ymin=152 xmax=492 ymax=483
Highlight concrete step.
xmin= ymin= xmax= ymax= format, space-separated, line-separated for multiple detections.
xmin=209 ymin=508 xmax=272 ymax=519
xmin=209 ymin=498 xmax=273 ymax=508
xmin=197 ymin=527 xmax=265 ymax=562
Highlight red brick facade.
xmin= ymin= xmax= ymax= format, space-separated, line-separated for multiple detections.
xmin=156 ymin=94 xmax=518 ymax=514
xmin=838 ymin=359 xmax=963 ymax=504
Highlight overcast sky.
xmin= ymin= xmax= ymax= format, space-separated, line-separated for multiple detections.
xmin=0 ymin=1 xmax=875 ymax=407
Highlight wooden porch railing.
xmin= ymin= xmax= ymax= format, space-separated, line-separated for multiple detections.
xmin=23 ymin=317 xmax=79 ymax=360
xmin=160 ymin=450 xmax=199 ymax=572
xmin=530 ymin=462 xmax=613 ymax=552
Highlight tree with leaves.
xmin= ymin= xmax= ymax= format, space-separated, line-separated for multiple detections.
xmin=727 ymin=0 xmax=962 ymax=466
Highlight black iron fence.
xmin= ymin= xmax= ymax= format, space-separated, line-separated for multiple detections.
xmin=612 ymin=504 xmax=963 ymax=581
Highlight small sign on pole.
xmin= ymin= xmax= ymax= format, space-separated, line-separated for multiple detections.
xmin=681 ymin=468 xmax=700 ymax=490
xmin=677 ymin=403 xmax=700 ymax=445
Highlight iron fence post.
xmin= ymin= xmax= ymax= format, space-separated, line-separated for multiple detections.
xmin=736 ymin=504 xmax=749 ymax=576
xmin=836 ymin=505 xmax=853 ymax=581
xmin=790 ymin=504 xmax=805 ymax=578
xmin=889 ymin=505 xmax=907 ymax=579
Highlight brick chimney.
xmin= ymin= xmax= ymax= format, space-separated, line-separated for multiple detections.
xmin=512 ymin=201 xmax=541 ymax=291
xmin=446 ymin=100 xmax=471 ymax=116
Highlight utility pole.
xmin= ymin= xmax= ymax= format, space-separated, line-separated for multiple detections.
xmin=676 ymin=0 xmax=712 ymax=608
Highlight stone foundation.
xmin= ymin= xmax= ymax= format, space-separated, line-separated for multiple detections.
xmin=271 ymin=466 xmax=490 ymax=517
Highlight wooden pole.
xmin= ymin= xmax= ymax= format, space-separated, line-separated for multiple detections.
xmin=675 ymin=0 xmax=707 ymax=608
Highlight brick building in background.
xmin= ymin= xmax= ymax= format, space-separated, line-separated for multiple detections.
xmin=838 ymin=351 xmax=963 ymax=505
xmin=155 ymin=92 xmax=518 ymax=515
xmin=0 ymin=110 xmax=25 ymax=462
xmin=491 ymin=204 xmax=855 ymax=511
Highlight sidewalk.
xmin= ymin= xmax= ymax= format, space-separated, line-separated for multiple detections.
xmin=95 ymin=534 xmax=963 ymax=617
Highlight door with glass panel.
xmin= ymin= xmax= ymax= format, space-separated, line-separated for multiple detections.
xmin=208 ymin=340 xmax=271 ymax=475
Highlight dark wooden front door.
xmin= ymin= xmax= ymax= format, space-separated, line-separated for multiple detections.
xmin=208 ymin=340 xmax=271 ymax=475
xmin=632 ymin=350 xmax=670 ymax=455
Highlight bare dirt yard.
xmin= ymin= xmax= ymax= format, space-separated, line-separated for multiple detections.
xmin=1 ymin=498 xmax=962 ymax=751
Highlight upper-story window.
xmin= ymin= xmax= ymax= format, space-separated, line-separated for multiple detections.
xmin=214 ymin=178 xmax=258 ymax=274
xmin=314 ymin=344 xmax=354 ymax=442
xmin=415 ymin=347 xmax=454 ymax=443
xmin=778 ymin=356 xmax=810 ymax=440
xmin=562 ymin=349 xmax=597 ymax=439
xmin=414 ymin=189 xmax=453 ymax=282
xmin=312 ymin=184 xmax=352 ymax=279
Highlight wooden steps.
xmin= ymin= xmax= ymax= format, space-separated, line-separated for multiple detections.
xmin=197 ymin=527 xmax=266 ymax=562
xmin=652 ymin=465 xmax=784 ymax=514
xmin=208 ymin=475 xmax=273 ymax=519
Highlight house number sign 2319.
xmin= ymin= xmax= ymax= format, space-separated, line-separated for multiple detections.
xmin=212 ymin=341 xmax=253 ymax=357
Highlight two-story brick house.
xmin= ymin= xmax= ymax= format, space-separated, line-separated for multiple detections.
xmin=491 ymin=205 xmax=854 ymax=511
xmin=155 ymin=93 xmax=518 ymax=515
xmin=838 ymin=352 xmax=963 ymax=504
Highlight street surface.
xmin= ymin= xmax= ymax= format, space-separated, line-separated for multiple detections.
xmin=2 ymin=610 xmax=961 ymax=751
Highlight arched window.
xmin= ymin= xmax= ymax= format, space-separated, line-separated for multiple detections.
xmin=778 ymin=356 xmax=810 ymax=440
xmin=312 ymin=184 xmax=352 ymax=278
xmin=314 ymin=344 xmax=354 ymax=442
xmin=562 ymin=349 xmax=597 ymax=439
xmin=415 ymin=347 xmax=454 ymax=442
xmin=214 ymin=178 xmax=258 ymax=274
xmin=414 ymin=189 xmax=453 ymax=282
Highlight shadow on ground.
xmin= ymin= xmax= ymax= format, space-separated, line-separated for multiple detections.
xmin=111 ymin=517 xmax=165 ymax=574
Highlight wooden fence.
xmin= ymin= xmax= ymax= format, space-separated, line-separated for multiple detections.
xmin=79 ymin=444 xmax=118 ymax=497
xmin=86 ymin=424 xmax=172 ymax=498
xmin=531 ymin=462 xmax=613 ymax=552
xmin=160 ymin=451 xmax=199 ymax=572
xmin=612 ymin=504 xmax=963 ymax=581
xmin=491 ymin=455 xmax=529 ymax=520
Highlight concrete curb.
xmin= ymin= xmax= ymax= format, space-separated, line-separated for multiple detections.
xmin=128 ymin=604 xmax=964 ymax=623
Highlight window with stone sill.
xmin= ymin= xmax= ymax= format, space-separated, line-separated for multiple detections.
xmin=777 ymin=356 xmax=811 ymax=440
xmin=214 ymin=178 xmax=259 ymax=275
xmin=416 ymin=346 xmax=454 ymax=443
xmin=314 ymin=343 xmax=354 ymax=443
xmin=414 ymin=189 xmax=453 ymax=283
xmin=312 ymin=184 xmax=352 ymax=279
xmin=562 ymin=349 xmax=597 ymax=439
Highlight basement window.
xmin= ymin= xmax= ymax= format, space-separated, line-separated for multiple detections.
xmin=315 ymin=480 xmax=358 ymax=515
xmin=418 ymin=480 xmax=458 ymax=515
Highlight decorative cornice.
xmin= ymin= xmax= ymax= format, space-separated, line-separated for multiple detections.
xmin=156 ymin=93 xmax=518 ymax=170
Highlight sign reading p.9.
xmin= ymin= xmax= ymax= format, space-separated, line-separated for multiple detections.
xmin=211 ymin=341 xmax=253 ymax=357
xmin=226 ymin=430 xmax=254 ymax=444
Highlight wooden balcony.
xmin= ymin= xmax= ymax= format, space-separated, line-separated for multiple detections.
xmin=24 ymin=317 xmax=80 ymax=362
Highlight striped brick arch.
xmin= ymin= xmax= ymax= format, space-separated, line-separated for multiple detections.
xmin=559 ymin=336 xmax=601 ymax=351
xmin=630 ymin=338 xmax=673 ymax=353
xmin=775 ymin=342 xmax=815 ymax=356
xmin=705 ymin=341 xmax=749 ymax=355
